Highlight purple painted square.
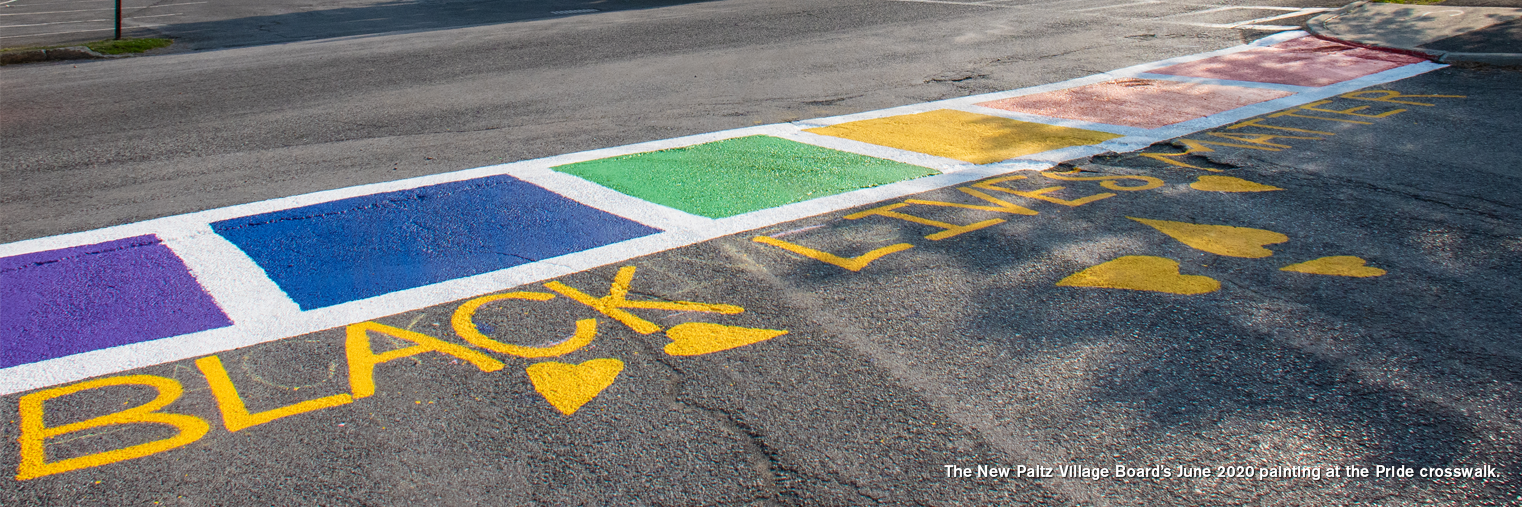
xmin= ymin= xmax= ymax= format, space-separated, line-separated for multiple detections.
xmin=1 ymin=235 xmax=232 ymax=368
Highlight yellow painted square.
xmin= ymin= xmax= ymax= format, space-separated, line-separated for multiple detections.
xmin=805 ymin=109 xmax=1123 ymax=165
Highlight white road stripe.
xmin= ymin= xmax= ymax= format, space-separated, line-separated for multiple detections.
xmin=161 ymin=223 xmax=304 ymax=328
xmin=1068 ymin=1 xmax=1162 ymax=13
xmin=0 ymin=18 xmax=109 ymax=28
xmin=888 ymin=0 xmax=1004 ymax=6
xmin=0 ymin=13 xmax=179 ymax=28
xmin=0 ymin=2 xmax=204 ymax=16
xmin=956 ymin=105 xmax=1155 ymax=137
xmin=776 ymin=130 xmax=973 ymax=172
xmin=0 ymin=26 xmax=116 ymax=38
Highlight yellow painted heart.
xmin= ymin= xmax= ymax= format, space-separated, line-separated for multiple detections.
xmin=1189 ymin=175 xmax=1283 ymax=192
xmin=1129 ymin=217 xmax=1289 ymax=258
xmin=1280 ymin=256 xmax=1386 ymax=277
xmin=664 ymin=322 xmax=787 ymax=356
xmin=526 ymin=359 xmax=624 ymax=415
xmin=1057 ymin=256 xmax=1220 ymax=295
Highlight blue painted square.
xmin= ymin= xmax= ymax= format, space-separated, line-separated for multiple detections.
xmin=212 ymin=175 xmax=660 ymax=310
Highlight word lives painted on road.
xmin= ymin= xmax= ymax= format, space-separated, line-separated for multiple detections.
xmin=14 ymin=266 xmax=786 ymax=481
xmin=746 ymin=95 xmax=1469 ymax=294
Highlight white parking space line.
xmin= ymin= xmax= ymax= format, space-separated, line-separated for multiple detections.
xmin=0 ymin=18 xmax=108 ymax=28
xmin=0 ymin=26 xmax=114 ymax=38
xmin=889 ymin=0 xmax=1006 ymax=6
xmin=2 ymin=0 xmax=124 ymax=6
xmin=1221 ymin=8 xmax=1333 ymax=27
xmin=1069 ymin=1 xmax=1162 ymax=13
xmin=0 ymin=2 xmax=205 ymax=16
xmin=0 ymin=8 xmax=119 ymax=15
xmin=1 ymin=13 xmax=182 ymax=31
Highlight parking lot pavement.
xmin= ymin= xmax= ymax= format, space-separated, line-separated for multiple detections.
xmin=4 ymin=0 xmax=1345 ymax=51
xmin=0 ymin=0 xmax=719 ymax=49
xmin=0 ymin=0 xmax=196 ymax=47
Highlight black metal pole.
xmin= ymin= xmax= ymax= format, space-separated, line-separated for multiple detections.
xmin=115 ymin=0 xmax=122 ymax=40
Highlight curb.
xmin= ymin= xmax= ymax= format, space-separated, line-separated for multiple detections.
xmin=0 ymin=46 xmax=124 ymax=65
xmin=1306 ymin=1 xmax=1522 ymax=66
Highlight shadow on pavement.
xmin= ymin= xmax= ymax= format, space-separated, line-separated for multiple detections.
xmin=152 ymin=0 xmax=719 ymax=50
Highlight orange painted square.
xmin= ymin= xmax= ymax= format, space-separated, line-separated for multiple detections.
xmin=1146 ymin=36 xmax=1427 ymax=87
xmin=977 ymin=79 xmax=1294 ymax=129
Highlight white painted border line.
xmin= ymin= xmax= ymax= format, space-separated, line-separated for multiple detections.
xmin=1164 ymin=7 xmax=1332 ymax=28
xmin=1155 ymin=5 xmax=1308 ymax=19
xmin=161 ymin=224 xmax=303 ymax=327
xmin=1068 ymin=1 xmax=1161 ymax=13
xmin=775 ymin=130 xmax=973 ymax=172
xmin=0 ymin=159 xmax=1053 ymax=395
xmin=955 ymin=105 xmax=1154 ymax=137
xmin=888 ymin=0 xmax=1006 ymax=6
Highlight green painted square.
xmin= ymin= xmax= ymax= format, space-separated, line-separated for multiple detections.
xmin=552 ymin=135 xmax=938 ymax=218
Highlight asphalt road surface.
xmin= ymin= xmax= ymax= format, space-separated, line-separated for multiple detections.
xmin=1 ymin=0 xmax=1344 ymax=243
xmin=2 ymin=0 xmax=1519 ymax=505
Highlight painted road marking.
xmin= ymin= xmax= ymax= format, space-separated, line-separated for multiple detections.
xmin=1281 ymin=256 xmax=1387 ymax=277
xmin=551 ymin=135 xmax=938 ymax=219
xmin=1159 ymin=6 xmax=1333 ymax=31
xmin=0 ymin=32 xmax=1450 ymax=396
xmin=1127 ymin=217 xmax=1289 ymax=258
xmin=0 ymin=2 xmax=205 ymax=16
xmin=1056 ymin=256 xmax=1222 ymax=295
xmin=1189 ymin=175 xmax=1283 ymax=192
xmin=0 ymin=13 xmax=180 ymax=28
xmin=527 ymin=358 xmax=623 ymax=415
xmin=0 ymin=27 xmax=116 ymax=39
xmin=210 ymin=175 xmax=661 ymax=310
xmin=0 ymin=236 xmax=231 ymax=368
xmin=14 ymin=263 xmax=789 ymax=479
xmin=891 ymin=1 xmax=1331 ymax=33
xmin=804 ymin=109 xmax=1124 ymax=164
xmin=1068 ymin=1 xmax=1163 ymax=13
xmin=975 ymin=79 xmax=1294 ymax=129
xmin=1140 ymin=89 xmax=1466 ymax=171
xmin=5 ymin=44 xmax=1473 ymax=481
xmin=1149 ymin=36 xmax=1430 ymax=87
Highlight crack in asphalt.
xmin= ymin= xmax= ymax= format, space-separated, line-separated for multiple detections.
xmin=642 ymin=345 xmax=789 ymax=506
xmin=0 ymin=237 xmax=161 ymax=274
xmin=713 ymin=239 xmax=1103 ymax=506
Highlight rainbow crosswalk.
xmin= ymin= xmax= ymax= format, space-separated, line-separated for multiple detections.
xmin=0 ymin=31 xmax=1441 ymax=395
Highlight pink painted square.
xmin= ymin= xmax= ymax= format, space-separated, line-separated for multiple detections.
xmin=977 ymin=78 xmax=1293 ymax=129
xmin=1147 ymin=36 xmax=1428 ymax=87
